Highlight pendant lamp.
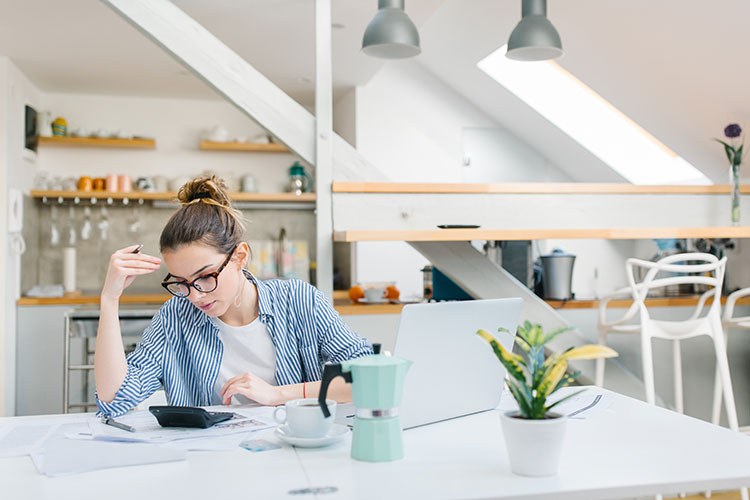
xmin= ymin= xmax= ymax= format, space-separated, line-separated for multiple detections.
xmin=507 ymin=0 xmax=563 ymax=61
xmin=362 ymin=0 xmax=421 ymax=59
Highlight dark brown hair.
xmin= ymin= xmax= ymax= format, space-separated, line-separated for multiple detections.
xmin=159 ymin=175 xmax=245 ymax=254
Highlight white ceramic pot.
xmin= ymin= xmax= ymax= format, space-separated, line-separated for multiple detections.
xmin=500 ymin=411 xmax=567 ymax=477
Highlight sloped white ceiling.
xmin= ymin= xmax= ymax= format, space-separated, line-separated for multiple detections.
xmin=1 ymin=0 xmax=746 ymax=183
xmin=0 ymin=0 xmax=442 ymax=103
xmin=418 ymin=0 xmax=750 ymax=184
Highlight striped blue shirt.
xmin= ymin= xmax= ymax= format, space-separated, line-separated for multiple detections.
xmin=96 ymin=273 xmax=373 ymax=417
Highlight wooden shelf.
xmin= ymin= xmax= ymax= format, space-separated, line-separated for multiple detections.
xmin=19 ymin=294 xmax=399 ymax=315
xmin=199 ymin=140 xmax=289 ymax=153
xmin=333 ymin=227 xmax=750 ymax=242
xmin=30 ymin=190 xmax=315 ymax=203
xmin=19 ymin=293 xmax=750 ymax=313
xmin=17 ymin=294 xmax=171 ymax=306
xmin=38 ymin=136 xmax=156 ymax=149
xmin=548 ymin=295 xmax=750 ymax=309
xmin=332 ymin=182 xmax=750 ymax=195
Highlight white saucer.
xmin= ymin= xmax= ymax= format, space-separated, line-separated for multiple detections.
xmin=274 ymin=424 xmax=349 ymax=448
xmin=358 ymin=297 xmax=390 ymax=304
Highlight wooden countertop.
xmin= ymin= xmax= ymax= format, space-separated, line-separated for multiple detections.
xmin=19 ymin=294 xmax=750 ymax=312
xmin=333 ymin=226 xmax=750 ymax=242
xmin=16 ymin=293 xmax=408 ymax=315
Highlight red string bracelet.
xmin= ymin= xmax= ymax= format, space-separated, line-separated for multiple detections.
xmin=303 ymin=382 xmax=306 ymax=398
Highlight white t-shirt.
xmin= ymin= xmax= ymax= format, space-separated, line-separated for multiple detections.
xmin=211 ymin=316 xmax=277 ymax=405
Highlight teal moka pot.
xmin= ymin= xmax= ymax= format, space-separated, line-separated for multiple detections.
xmin=318 ymin=345 xmax=412 ymax=462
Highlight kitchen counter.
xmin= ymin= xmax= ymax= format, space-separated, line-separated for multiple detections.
xmin=16 ymin=292 xmax=408 ymax=315
xmin=19 ymin=294 xmax=750 ymax=312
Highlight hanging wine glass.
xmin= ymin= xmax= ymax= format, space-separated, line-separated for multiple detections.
xmin=66 ymin=205 xmax=77 ymax=247
xmin=128 ymin=200 xmax=142 ymax=234
xmin=98 ymin=206 xmax=110 ymax=241
xmin=50 ymin=204 xmax=60 ymax=247
xmin=80 ymin=206 xmax=93 ymax=241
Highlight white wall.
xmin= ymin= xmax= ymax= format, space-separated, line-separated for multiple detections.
xmin=1 ymin=58 xmax=42 ymax=416
xmin=36 ymin=92 xmax=301 ymax=192
xmin=351 ymin=61 xmax=573 ymax=298
xmin=0 ymin=57 xmax=8 ymax=417
xmin=333 ymin=88 xmax=357 ymax=148
xmin=356 ymin=61 xmax=500 ymax=183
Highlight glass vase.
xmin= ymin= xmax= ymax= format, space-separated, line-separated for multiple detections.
xmin=731 ymin=164 xmax=741 ymax=226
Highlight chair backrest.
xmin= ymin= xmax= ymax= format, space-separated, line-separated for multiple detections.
xmin=625 ymin=253 xmax=727 ymax=319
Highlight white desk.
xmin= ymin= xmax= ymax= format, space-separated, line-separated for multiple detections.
xmin=3 ymin=387 xmax=750 ymax=500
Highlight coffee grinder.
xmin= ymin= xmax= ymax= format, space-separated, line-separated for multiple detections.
xmin=318 ymin=345 xmax=412 ymax=462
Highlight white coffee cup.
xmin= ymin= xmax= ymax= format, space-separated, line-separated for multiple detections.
xmin=273 ymin=398 xmax=336 ymax=438
xmin=364 ymin=287 xmax=387 ymax=302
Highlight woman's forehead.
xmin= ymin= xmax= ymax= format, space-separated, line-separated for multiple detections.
xmin=162 ymin=243 xmax=223 ymax=276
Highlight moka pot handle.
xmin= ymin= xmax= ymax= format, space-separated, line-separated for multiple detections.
xmin=318 ymin=363 xmax=352 ymax=418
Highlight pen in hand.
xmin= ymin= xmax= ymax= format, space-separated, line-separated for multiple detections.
xmin=102 ymin=416 xmax=136 ymax=433
xmin=131 ymin=244 xmax=144 ymax=254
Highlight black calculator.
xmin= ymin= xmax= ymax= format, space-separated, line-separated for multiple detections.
xmin=149 ymin=406 xmax=235 ymax=428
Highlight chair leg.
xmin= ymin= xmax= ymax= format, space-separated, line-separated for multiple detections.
xmin=641 ymin=329 xmax=656 ymax=405
xmin=711 ymin=362 xmax=722 ymax=425
xmin=673 ymin=339 xmax=683 ymax=414
xmin=711 ymin=318 xmax=740 ymax=430
xmin=595 ymin=331 xmax=607 ymax=387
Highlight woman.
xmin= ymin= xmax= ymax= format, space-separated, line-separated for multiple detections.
xmin=95 ymin=176 xmax=372 ymax=417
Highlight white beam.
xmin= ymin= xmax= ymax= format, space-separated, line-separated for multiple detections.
xmin=100 ymin=0 xmax=388 ymax=182
xmin=315 ymin=0 xmax=333 ymax=298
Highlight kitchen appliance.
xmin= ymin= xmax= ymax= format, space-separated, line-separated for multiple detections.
xmin=635 ymin=240 xmax=695 ymax=296
xmin=431 ymin=266 xmax=473 ymax=301
xmin=540 ymin=248 xmax=575 ymax=300
xmin=25 ymin=105 xmax=38 ymax=153
xmin=288 ymin=162 xmax=311 ymax=195
xmin=318 ymin=345 xmax=412 ymax=462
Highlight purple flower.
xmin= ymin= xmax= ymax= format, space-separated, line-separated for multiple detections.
xmin=725 ymin=123 xmax=742 ymax=138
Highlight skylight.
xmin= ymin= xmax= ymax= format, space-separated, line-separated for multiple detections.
xmin=477 ymin=46 xmax=711 ymax=185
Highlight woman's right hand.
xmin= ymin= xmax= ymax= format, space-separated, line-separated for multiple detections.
xmin=101 ymin=244 xmax=162 ymax=302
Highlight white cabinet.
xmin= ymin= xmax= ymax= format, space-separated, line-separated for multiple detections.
xmin=16 ymin=305 xmax=71 ymax=416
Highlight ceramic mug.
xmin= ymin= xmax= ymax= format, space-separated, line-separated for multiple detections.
xmin=118 ymin=175 xmax=132 ymax=193
xmin=105 ymin=174 xmax=118 ymax=192
xmin=152 ymin=176 xmax=168 ymax=192
xmin=364 ymin=287 xmax=388 ymax=302
xmin=77 ymin=176 xmax=93 ymax=192
xmin=273 ymin=398 xmax=335 ymax=438
xmin=241 ymin=174 xmax=257 ymax=193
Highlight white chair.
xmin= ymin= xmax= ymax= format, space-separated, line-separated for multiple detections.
xmin=720 ymin=287 xmax=750 ymax=430
xmin=596 ymin=268 xmax=717 ymax=406
xmin=596 ymin=286 xmax=641 ymax=387
xmin=628 ymin=254 xmax=746 ymax=500
xmin=624 ymin=253 xmax=739 ymax=430
xmin=723 ymin=286 xmax=750 ymax=330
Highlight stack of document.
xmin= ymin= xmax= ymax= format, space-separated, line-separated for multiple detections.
xmin=86 ymin=405 xmax=276 ymax=446
xmin=0 ymin=405 xmax=277 ymax=477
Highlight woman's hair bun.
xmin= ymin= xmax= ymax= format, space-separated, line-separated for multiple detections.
xmin=176 ymin=175 xmax=231 ymax=207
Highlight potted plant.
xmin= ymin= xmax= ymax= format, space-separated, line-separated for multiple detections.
xmin=477 ymin=321 xmax=617 ymax=477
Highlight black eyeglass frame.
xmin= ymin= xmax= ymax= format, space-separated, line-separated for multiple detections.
xmin=161 ymin=244 xmax=239 ymax=297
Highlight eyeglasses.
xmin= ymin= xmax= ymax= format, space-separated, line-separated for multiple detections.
xmin=161 ymin=245 xmax=238 ymax=298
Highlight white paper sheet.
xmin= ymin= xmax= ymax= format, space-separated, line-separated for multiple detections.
xmin=32 ymin=437 xmax=186 ymax=477
xmin=0 ymin=416 xmax=90 ymax=458
xmin=90 ymin=405 xmax=277 ymax=444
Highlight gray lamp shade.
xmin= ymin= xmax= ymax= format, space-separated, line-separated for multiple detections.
xmin=362 ymin=0 xmax=421 ymax=59
xmin=506 ymin=0 xmax=563 ymax=61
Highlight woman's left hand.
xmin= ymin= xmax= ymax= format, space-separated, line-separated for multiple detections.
xmin=220 ymin=372 xmax=281 ymax=406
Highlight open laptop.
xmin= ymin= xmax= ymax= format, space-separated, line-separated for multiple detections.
xmin=338 ymin=298 xmax=521 ymax=430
